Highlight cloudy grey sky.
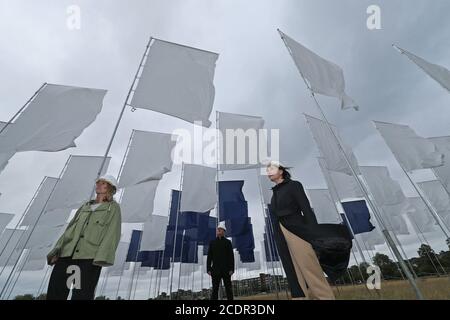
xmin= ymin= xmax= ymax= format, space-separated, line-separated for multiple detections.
xmin=1 ymin=0 xmax=450 ymax=298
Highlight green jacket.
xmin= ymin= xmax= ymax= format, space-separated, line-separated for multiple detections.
xmin=47 ymin=200 xmax=122 ymax=267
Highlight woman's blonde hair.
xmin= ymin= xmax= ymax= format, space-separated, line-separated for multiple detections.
xmin=102 ymin=184 xmax=116 ymax=202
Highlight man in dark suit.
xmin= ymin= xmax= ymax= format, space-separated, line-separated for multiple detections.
xmin=207 ymin=222 xmax=234 ymax=300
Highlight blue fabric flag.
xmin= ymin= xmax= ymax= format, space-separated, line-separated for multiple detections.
xmin=126 ymin=230 xmax=143 ymax=262
xmin=341 ymin=200 xmax=375 ymax=235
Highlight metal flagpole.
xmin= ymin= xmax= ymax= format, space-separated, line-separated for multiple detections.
xmin=147 ymin=268 xmax=154 ymax=299
xmin=91 ymin=37 xmax=154 ymax=199
xmin=176 ymin=229 xmax=186 ymax=298
xmin=170 ymin=163 xmax=184 ymax=299
xmin=278 ymin=29 xmax=424 ymax=300
xmin=36 ymin=265 xmax=50 ymax=297
xmin=0 ymin=177 xmax=46 ymax=271
xmin=126 ymin=228 xmax=143 ymax=300
xmin=0 ymin=156 xmax=71 ymax=299
xmin=317 ymin=158 xmax=369 ymax=265
xmin=372 ymin=123 xmax=450 ymax=241
xmin=132 ymin=263 xmax=141 ymax=300
xmin=0 ymin=82 xmax=47 ymax=136
xmin=5 ymin=249 xmax=30 ymax=299
xmin=408 ymin=213 xmax=447 ymax=275
xmin=115 ymin=262 xmax=125 ymax=299
xmin=255 ymin=171 xmax=280 ymax=299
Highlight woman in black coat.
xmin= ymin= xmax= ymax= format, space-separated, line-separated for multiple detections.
xmin=266 ymin=161 xmax=352 ymax=300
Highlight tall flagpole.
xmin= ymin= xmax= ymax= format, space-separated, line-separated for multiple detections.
xmin=396 ymin=163 xmax=450 ymax=241
xmin=0 ymin=82 xmax=47 ymax=136
xmin=91 ymin=37 xmax=153 ymax=199
xmin=278 ymin=29 xmax=424 ymax=300
xmin=255 ymin=171 xmax=280 ymax=299
xmin=0 ymin=156 xmax=72 ymax=299
xmin=169 ymin=163 xmax=184 ymax=299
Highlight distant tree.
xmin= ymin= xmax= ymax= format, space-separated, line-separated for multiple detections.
xmin=36 ymin=293 xmax=47 ymax=300
xmin=14 ymin=294 xmax=35 ymax=300
xmin=372 ymin=253 xmax=402 ymax=279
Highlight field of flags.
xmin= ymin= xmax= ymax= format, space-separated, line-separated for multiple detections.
xmin=0 ymin=27 xmax=449 ymax=300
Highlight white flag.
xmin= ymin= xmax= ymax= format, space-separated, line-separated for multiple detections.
xmin=120 ymin=180 xmax=160 ymax=223
xmin=404 ymin=197 xmax=436 ymax=233
xmin=429 ymin=136 xmax=450 ymax=194
xmin=180 ymin=164 xmax=217 ymax=213
xmin=140 ymin=215 xmax=168 ymax=251
xmin=22 ymin=225 xmax=64 ymax=249
xmin=0 ymin=84 xmax=106 ymax=153
xmin=20 ymin=177 xmax=59 ymax=227
xmin=305 ymin=114 xmax=360 ymax=175
xmin=130 ymin=39 xmax=218 ymax=127
xmin=279 ymin=30 xmax=358 ymax=110
xmin=0 ymin=229 xmax=24 ymax=267
xmin=360 ymin=166 xmax=406 ymax=206
xmin=118 ymin=130 xmax=176 ymax=188
xmin=358 ymin=231 xmax=384 ymax=250
xmin=107 ymin=242 xmax=131 ymax=273
xmin=217 ymin=111 xmax=265 ymax=171
xmin=394 ymin=45 xmax=450 ymax=93
xmin=258 ymin=173 xmax=274 ymax=205
xmin=0 ymin=122 xmax=13 ymax=174
xmin=45 ymin=155 xmax=111 ymax=212
xmin=318 ymin=157 xmax=363 ymax=201
xmin=306 ymin=189 xmax=341 ymax=224
xmin=417 ymin=180 xmax=450 ymax=227
xmin=374 ymin=121 xmax=444 ymax=171
xmin=0 ymin=213 xmax=14 ymax=234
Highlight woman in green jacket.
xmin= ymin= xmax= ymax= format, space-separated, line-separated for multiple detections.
xmin=46 ymin=175 xmax=122 ymax=300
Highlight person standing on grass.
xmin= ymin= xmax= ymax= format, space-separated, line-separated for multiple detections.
xmin=46 ymin=175 xmax=121 ymax=300
xmin=207 ymin=222 xmax=234 ymax=300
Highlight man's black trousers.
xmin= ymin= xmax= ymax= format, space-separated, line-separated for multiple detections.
xmin=211 ymin=271 xmax=233 ymax=300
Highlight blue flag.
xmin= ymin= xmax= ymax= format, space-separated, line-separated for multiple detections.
xmin=341 ymin=200 xmax=375 ymax=235
xmin=126 ymin=230 xmax=143 ymax=262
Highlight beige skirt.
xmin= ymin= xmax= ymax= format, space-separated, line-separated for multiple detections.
xmin=279 ymin=223 xmax=335 ymax=300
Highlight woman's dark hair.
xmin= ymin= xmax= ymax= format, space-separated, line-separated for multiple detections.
xmin=279 ymin=166 xmax=291 ymax=180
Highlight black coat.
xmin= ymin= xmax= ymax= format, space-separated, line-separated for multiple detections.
xmin=268 ymin=178 xmax=352 ymax=294
xmin=206 ymin=237 xmax=234 ymax=274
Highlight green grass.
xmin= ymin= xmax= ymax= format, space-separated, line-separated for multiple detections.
xmin=237 ymin=276 xmax=450 ymax=300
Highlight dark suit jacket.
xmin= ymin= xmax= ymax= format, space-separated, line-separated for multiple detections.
xmin=206 ymin=237 xmax=234 ymax=274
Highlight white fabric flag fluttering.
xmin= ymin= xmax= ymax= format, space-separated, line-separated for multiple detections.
xmin=20 ymin=177 xmax=59 ymax=227
xmin=217 ymin=111 xmax=266 ymax=171
xmin=404 ymin=197 xmax=436 ymax=233
xmin=393 ymin=45 xmax=450 ymax=93
xmin=46 ymin=155 xmax=111 ymax=212
xmin=417 ymin=180 xmax=450 ymax=227
xmin=0 ymin=122 xmax=14 ymax=174
xmin=360 ymin=166 xmax=406 ymax=206
xmin=307 ymin=189 xmax=341 ymax=224
xmin=258 ymin=173 xmax=274 ymax=205
xmin=118 ymin=130 xmax=176 ymax=188
xmin=0 ymin=229 xmax=25 ymax=267
xmin=374 ymin=121 xmax=444 ymax=172
xmin=130 ymin=39 xmax=218 ymax=127
xmin=107 ymin=242 xmax=131 ymax=275
xmin=429 ymin=136 xmax=450 ymax=194
xmin=0 ymin=213 xmax=14 ymax=234
xmin=305 ymin=114 xmax=360 ymax=175
xmin=180 ymin=164 xmax=217 ymax=213
xmin=317 ymin=157 xmax=363 ymax=201
xmin=140 ymin=215 xmax=168 ymax=251
xmin=0 ymin=84 xmax=106 ymax=154
xmin=120 ymin=180 xmax=160 ymax=223
xmin=279 ymin=29 xmax=358 ymax=110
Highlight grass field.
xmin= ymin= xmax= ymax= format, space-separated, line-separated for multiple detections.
xmin=236 ymin=276 xmax=450 ymax=300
